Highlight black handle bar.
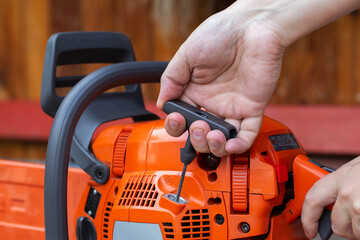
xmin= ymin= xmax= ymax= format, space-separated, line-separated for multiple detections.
xmin=44 ymin=61 xmax=167 ymax=240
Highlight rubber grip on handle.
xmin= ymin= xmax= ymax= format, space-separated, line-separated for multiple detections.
xmin=319 ymin=208 xmax=333 ymax=240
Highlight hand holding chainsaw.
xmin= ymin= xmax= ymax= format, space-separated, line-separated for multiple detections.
xmin=157 ymin=0 xmax=360 ymax=239
xmin=157 ymin=1 xmax=285 ymax=156
xmin=157 ymin=0 xmax=360 ymax=157
xmin=302 ymin=156 xmax=360 ymax=239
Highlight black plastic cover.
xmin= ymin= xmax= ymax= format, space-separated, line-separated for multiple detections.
xmin=76 ymin=216 xmax=97 ymax=240
xmin=163 ymin=100 xmax=237 ymax=139
xmin=84 ymin=187 xmax=101 ymax=219
xmin=41 ymin=31 xmax=137 ymax=118
xmin=318 ymin=209 xmax=333 ymax=240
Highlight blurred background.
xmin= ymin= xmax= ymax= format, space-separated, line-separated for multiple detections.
xmin=0 ymin=1 xmax=359 ymax=239
xmin=0 ymin=0 xmax=359 ymax=165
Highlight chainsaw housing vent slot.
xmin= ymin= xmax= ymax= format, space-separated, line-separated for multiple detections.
xmin=113 ymin=127 xmax=133 ymax=176
xmin=102 ymin=201 xmax=114 ymax=239
xmin=162 ymin=222 xmax=175 ymax=239
xmin=118 ymin=175 xmax=159 ymax=207
xmin=181 ymin=209 xmax=210 ymax=239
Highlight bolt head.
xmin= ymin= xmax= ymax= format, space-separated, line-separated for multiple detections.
xmin=215 ymin=214 xmax=224 ymax=225
xmin=240 ymin=222 xmax=250 ymax=233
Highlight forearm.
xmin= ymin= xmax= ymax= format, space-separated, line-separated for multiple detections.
xmin=229 ymin=0 xmax=360 ymax=47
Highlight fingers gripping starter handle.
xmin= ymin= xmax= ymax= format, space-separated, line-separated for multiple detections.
xmin=163 ymin=100 xmax=237 ymax=164
xmin=163 ymin=100 xmax=237 ymax=203
xmin=163 ymin=100 xmax=237 ymax=139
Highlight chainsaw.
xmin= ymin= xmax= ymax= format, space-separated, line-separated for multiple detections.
xmin=41 ymin=32 xmax=333 ymax=240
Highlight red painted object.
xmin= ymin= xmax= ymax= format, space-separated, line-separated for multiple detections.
xmin=1 ymin=100 xmax=359 ymax=155
xmin=283 ymin=154 xmax=331 ymax=223
xmin=0 ymin=101 xmax=52 ymax=141
xmin=0 ymin=159 xmax=89 ymax=240
xmin=74 ymin=116 xmax=308 ymax=239
xmin=265 ymin=105 xmax=360 ymax=155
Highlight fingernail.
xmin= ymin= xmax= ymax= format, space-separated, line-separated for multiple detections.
xmin=168 ymin=120 xmax=180 ymax=131
xmin=209 ymin=140 xmax=220 ymax=150
xmin=192 ymin=128 xmax=204 ymax=140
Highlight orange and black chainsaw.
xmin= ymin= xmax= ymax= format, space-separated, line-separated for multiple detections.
xmin=42 ymin=32 xmax=333 ymax=240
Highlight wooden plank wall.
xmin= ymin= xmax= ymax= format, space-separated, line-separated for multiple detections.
xmin=0 ymin=0 xmax=233 ymax=101
xmin=275 ymin=11 xmax=360 ymax=105
xmin=0 ymin=0 xmax=359 ymax=159
xmin=0 ymin=0 xmax=233 ymax=159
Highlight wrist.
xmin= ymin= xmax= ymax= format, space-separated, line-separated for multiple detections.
xmin=228 ymin=0 xmax=360 ymax=47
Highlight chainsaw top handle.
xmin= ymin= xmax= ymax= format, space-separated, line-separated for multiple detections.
xmin=44 ymin=61 xmax=168 ymax=240
xmin=41 ymin=31 xmax=138 ymax=118
xmin=41 ymin=32 xmax=162 ymax=187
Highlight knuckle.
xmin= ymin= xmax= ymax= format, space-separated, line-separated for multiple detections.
xmin=336 ymin=165 xmax=351 ymax=177
xmin=303 ymin=193 xmax=313 ymax=206
xmin=352 ymin=200 xmax=360 ymax=215
xmin=331 ymin=219 xmax=354 ymax=239
xmin=303 ymin=197 xmax=318 ymax=211
xmin=338 ymin=186 xmax=353 ymax=200
xmin=304 ymin=186 xmax=319 ymax=207
xmin=331 ymin=223 xmax=343 ymax=237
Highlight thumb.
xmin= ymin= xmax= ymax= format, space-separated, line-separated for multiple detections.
xmin=225 ymin=116 xmax=263 ymax=153
xmin=157 ymin=46 xmax=191 ymax=110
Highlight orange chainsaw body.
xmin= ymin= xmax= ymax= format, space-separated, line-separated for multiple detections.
xmin=0 ymin=160 xmax=89 ymax=240
xmin=0 ymin=117 xmax=329 ymax=240
xmin=74 ymin=116 xmax=312 ymax=240
xmin=0 ymin=31 xmax=333 ymax=240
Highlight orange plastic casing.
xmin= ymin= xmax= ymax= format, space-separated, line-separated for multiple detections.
xmin=74 ymin=116 xmax=309 ymax=239
xmin=0 ymin=159 xmax=89 ymax=240
xmin=283 ymin=154 xmax=330 ymax=223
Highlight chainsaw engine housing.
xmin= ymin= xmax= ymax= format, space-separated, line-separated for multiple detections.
xmin=74 ymin=116 xmax=307 ymax=240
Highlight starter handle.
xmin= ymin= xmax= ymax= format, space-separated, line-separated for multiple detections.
xmin=163 ymin=100 xmax=237 ymax=139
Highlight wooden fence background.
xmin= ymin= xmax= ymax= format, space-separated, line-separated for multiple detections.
xmin=0 ymin=0 xmax=359 ymax=159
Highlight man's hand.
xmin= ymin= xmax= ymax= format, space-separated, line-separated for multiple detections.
xmin=156 ymin=0 xmax=360 ymax=237
xmin=157 ymin=0 xmax=360 ymax=157
xmin=157 ymin=3 xmax=285 ymax=156
xmin=302 ymin=156 xmax=360 ymax=239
